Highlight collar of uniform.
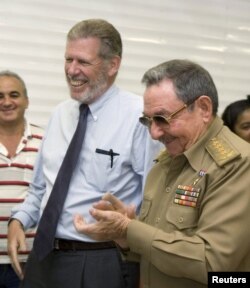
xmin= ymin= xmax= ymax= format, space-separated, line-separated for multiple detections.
xmin=155 ymin=149 xmax=169 ymax=163
xmin=184 ymin=116 xmax=223 ymax=171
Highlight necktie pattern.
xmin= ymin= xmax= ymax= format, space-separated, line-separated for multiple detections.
xmin=33 ymin=104 xmax=89 ymax=261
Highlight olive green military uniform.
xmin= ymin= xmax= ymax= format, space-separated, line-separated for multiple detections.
xmin=127 ymin=116 xmax=250 ymax=288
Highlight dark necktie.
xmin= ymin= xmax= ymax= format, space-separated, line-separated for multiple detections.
xmin=33 ymin=104 xmax=89 ymax=261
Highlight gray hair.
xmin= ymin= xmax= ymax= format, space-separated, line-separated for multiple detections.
xmin=67 ymin=19 xmax=122 ymax=60
xmin=142 ymin=59 xmax=218 ymax=115
xmin=0 ymin=70 xmax=28 ymax=97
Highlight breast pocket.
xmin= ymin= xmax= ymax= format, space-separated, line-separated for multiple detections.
xmin=166 ymin=205 xmax=198 ymax=230
xmin=84 ymin=152 xmax=110 ymax=192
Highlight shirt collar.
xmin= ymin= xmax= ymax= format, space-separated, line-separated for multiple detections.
xmin=88 ymin=85 xmax=118 ymax=118
xmin=0 ymin=118 xmax=32 ymax=156
xmin=73 ymin=85 xmax=118 ymax=122
xmin=24 ymin=119 xmax=32 ymax=139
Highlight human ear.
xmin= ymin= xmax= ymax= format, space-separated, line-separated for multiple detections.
xmin=107 ymin=56 xmax=121 ymax=77
xmin=196 ymin=95 xmax=213 ymax=123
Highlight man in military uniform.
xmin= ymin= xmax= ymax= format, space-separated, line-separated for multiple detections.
xmin=73 ymin=59 xmax=250 ymax=288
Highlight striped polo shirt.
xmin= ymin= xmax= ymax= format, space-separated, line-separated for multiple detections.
xmin=0 ymin=121 xmax=44 ymax=264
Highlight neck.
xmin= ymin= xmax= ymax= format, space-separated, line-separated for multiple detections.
xmin=0 ymin=119 xmax=25 ymax=137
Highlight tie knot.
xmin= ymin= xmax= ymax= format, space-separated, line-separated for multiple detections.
xmin=79 ymin=103 xmax=88 ymax=113
xmin=79 ymin=104 xmax=89 ymax=120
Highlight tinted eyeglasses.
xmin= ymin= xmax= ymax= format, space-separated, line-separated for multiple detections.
xmin=139 ymin=102 xmax=190 ymax=128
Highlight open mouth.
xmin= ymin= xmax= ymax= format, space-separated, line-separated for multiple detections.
xmin=68 ymin=76 xmax=89 ymax=88
xmin=70 ymin=79 xmax=88 ymax=87
xmin=1 ymin=108 xmax=15 ymax=113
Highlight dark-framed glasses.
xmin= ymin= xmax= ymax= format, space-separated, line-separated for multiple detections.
xmin=139 ymin=103 xmax=188 ymax=128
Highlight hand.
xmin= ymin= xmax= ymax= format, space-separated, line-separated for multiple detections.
xmin=93 ymin=192 xmax=136 ymax=219
xmin=7 ymin=219 xmax=27 ymax=279
xmin=74 ymin=208 xmax=131 ymax=242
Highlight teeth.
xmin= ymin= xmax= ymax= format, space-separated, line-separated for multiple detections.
xmin=71 ymin=80 xmax=84 ymax=87
xmin=68 ymin=76 xmax=88 ymax=87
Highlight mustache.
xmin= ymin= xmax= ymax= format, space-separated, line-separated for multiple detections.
xmin=67 ymin=74 xmax=88 ymax=82
xmin=159 ymin=135 xmax=175 ymax=144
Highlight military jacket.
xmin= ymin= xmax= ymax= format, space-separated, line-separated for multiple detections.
xmin=127 ymin=116 xmax=250 ymax=288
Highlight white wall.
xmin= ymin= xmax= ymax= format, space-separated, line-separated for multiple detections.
xmin=0 ymin=0 xmax=250 ymax=127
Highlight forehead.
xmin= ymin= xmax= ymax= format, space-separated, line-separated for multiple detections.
xmin=237 ymin=108 xmax=250 ymax=121
xmin=0 ymin=76 xmax=24 ymax=92
xmin=143 ymin=79 xmax=181 ymax=112
xmin=65 ymin=37 xmax=101 ymax=59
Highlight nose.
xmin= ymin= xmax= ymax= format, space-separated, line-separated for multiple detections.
xmin=149 ymin=121 xmax=165 ymax=140
xmin=66 ymin=60 xmax=81 ymax=76
xmin=0 ymin=96 xmax=12 ymax=106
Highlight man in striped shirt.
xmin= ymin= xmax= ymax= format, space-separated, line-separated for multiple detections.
xmin=0 ymin=71 xmax=43 ymax=288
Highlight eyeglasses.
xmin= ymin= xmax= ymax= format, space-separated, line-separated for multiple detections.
xmin=139 ymin=103 xmax=188 ymax=128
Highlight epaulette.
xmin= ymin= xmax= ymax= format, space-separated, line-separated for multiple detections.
xmin=206 ymin=136 xmax=240 ymax=167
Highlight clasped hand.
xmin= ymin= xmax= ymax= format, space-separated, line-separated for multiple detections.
xmin=73 ymin=193 xmax=136 ymax=245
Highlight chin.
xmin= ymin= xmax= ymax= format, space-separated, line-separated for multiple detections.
xmin=70 ymin=94 xmax=82 ymax=101
xmin=70 ymin=92 xmax=86 ymax=102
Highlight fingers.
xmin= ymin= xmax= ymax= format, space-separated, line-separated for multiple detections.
xmin=93 ymin=200 xmax=115 ymax=211
xmin=7 ymin=220 xmax=26 ymax=279
xmin=127 ymin=204 xmax=136 ymax=219
xmin=89 ymin=208 xmax=106 ymax=221
xmin=18 ymin=240 xmax=27 ymax=252
xmin=73 ymin=211 xmax=109 ymax=233
xmin=73 ymin=214 xmax=100 ymax=235
xmin=73 ymin=213 xmax=107 ymax=241
xmin=73 ymin=214 xmax=86 ymax=232
xmin=102 ymin=193 xmax=137 ymax=219
xmin=73 ymin=209 xmax=130 ymax=242
xmin=102 ymin=192 xmax=126 ymax=212
xmin=11 ymin=256 xmax=24 ymax=279
xmin=8 ymin=241 xmax=22 ymax=278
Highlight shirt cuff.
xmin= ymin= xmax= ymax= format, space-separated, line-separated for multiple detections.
xmin=10 ymin=211 xmax=34 ymax=230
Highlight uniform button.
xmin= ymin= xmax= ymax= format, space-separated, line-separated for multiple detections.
xmin=178 ymin=216 xmax=184 ymax=223
xmin=155 ymin=217 xmax=160 ymax=223
xmin=165 ymin=187 xmax=171 ymax=193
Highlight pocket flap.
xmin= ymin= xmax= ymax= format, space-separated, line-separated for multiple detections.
xmin=166 ymin=206 xmax=198 ymax=229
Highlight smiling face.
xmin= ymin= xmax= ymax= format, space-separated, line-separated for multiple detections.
xmin=64 ymin=37 xmax=120 ymax=104
xmin=234 ymin=108 xmax=250 ymax=143
xmin=143 ymin=79 xmax=212 ymax=156
xmin=0 ymin=76 xmax=28 ymax=126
